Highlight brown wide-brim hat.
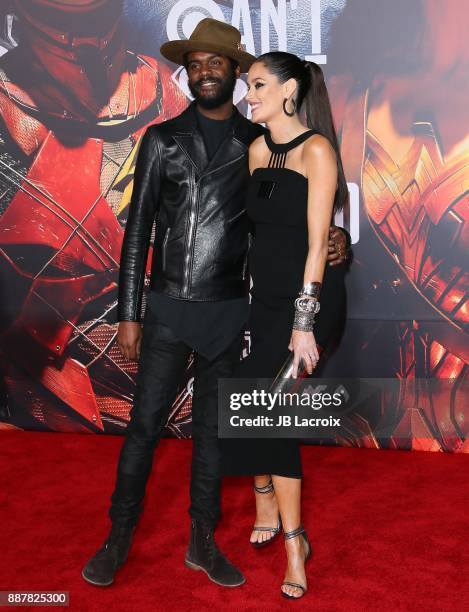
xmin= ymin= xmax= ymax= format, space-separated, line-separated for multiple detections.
xmin=160 ymin=18 xmax=256 ymax=73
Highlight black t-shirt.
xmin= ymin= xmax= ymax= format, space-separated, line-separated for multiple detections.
xmin=196 ymin=106 xmax=236 ymax=159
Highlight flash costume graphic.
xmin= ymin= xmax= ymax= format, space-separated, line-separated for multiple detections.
xmin=0 ymin=0 xmax=187 ymax=433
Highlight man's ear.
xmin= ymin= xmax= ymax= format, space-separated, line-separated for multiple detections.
xmin=235 ymin=64 xmax=241 ymax=79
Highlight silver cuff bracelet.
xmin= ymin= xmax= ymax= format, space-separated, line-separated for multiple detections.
xmin=300 ymin=281 xmax=322 ymax=298
xmin=293 ymin=310 xmax=316 ymax=332
xmin=294 ymin=296 xmax=320 ymax=314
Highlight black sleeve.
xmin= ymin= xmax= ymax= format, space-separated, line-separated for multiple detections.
xmin=117 ymin=127 xmax=161 ymax=322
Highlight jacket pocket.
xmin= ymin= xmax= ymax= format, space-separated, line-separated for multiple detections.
xmin=162 ymin=227 xmax=171 ymax=272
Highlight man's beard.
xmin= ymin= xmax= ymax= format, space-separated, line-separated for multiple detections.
xmin=188 ymin=70 xmax=237 ymax=109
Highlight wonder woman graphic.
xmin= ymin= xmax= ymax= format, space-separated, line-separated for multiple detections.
xmin=325 ymin=0 xmax=468 ymax=452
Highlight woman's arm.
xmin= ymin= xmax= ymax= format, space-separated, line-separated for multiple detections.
xmin=303 ymin=134 xmax=338 ymax=283
xmin=289 ymin=135 xmax=338 ymax=378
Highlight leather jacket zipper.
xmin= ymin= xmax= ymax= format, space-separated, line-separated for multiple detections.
xmin=182 ymin=179 xmax=199 ymax=297
xmin=203 ymin=152 xmax=246 ymax=177
xmin=162 ymin=227 xmax=170 ymax=272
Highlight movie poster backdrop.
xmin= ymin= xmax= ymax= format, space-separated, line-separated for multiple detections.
xmin=0 ymin=1 xmax=467 ymax=451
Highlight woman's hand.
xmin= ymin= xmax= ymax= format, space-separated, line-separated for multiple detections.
xmin=288 ymin=329 xmax=319 ymax=378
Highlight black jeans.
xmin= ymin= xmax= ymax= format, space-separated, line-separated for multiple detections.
xmin=109 ymin=308 xmax=244 ymax=529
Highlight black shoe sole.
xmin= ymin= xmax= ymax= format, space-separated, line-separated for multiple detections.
xmin=184 ymin=558 xmax=246 ymax=587
xmin=281 ymin=590 xmax=307 ymax=600
xmin=81 ymin=569 xmax=114 ymax=587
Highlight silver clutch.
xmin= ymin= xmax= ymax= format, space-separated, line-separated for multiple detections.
xmin=269 ymin=353 xmax=308 ymax=395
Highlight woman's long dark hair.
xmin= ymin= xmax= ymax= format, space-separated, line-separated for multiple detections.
xmin=255 ymin=51 xmax=348 ymax=214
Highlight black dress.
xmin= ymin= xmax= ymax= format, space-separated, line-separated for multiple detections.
xmin=221 ymin=130 xmax=346 ymax=479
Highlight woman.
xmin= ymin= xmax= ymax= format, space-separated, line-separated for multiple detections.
xmin=221 ymin=52 xmax=347 ymax=599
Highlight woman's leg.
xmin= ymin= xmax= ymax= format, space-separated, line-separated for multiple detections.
xmin=251 ymin=475 xmax=279 ymax=544
xmin=272 ymin=474 xmax=309 ymax=598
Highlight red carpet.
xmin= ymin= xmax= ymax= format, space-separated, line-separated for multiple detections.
xmin=1 ymin=432 xmax=468 ymax=611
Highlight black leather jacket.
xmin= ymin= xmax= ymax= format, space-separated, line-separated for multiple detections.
xmin=118 ymin=103 xmax=264 ymax=321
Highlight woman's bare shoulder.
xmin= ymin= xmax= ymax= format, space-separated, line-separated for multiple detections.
xmin=248 ymin=134 xmax=268 ymax=169
xmin=303 ymin=133 xmax=338 ymax=186
xmin=249 ymin=134 xmax=266 ymax=155
xmin=303 ymin=133 xmax=336 ymax=161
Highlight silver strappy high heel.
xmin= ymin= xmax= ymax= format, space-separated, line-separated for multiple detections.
xmin=251 ymin=479 xmax=281 ymax=548
xmin=281 ymin=525 xmax=312 ymax=600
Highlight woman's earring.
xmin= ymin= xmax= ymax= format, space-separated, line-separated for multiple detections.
xmin=282 ymin=97 xmax=296 ymax=117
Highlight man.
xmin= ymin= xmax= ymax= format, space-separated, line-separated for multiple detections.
xmin=82 ymin=18 xmax=348 ymax=589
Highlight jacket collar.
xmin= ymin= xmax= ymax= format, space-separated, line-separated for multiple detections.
xmin=172 ymin=102 xmax=250 ymax=176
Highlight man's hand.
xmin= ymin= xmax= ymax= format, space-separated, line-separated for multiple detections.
xmin=327 ymin=226 xmax=348 ymax=266
xmin=117 ymin=321 xmax=142 ymax=361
